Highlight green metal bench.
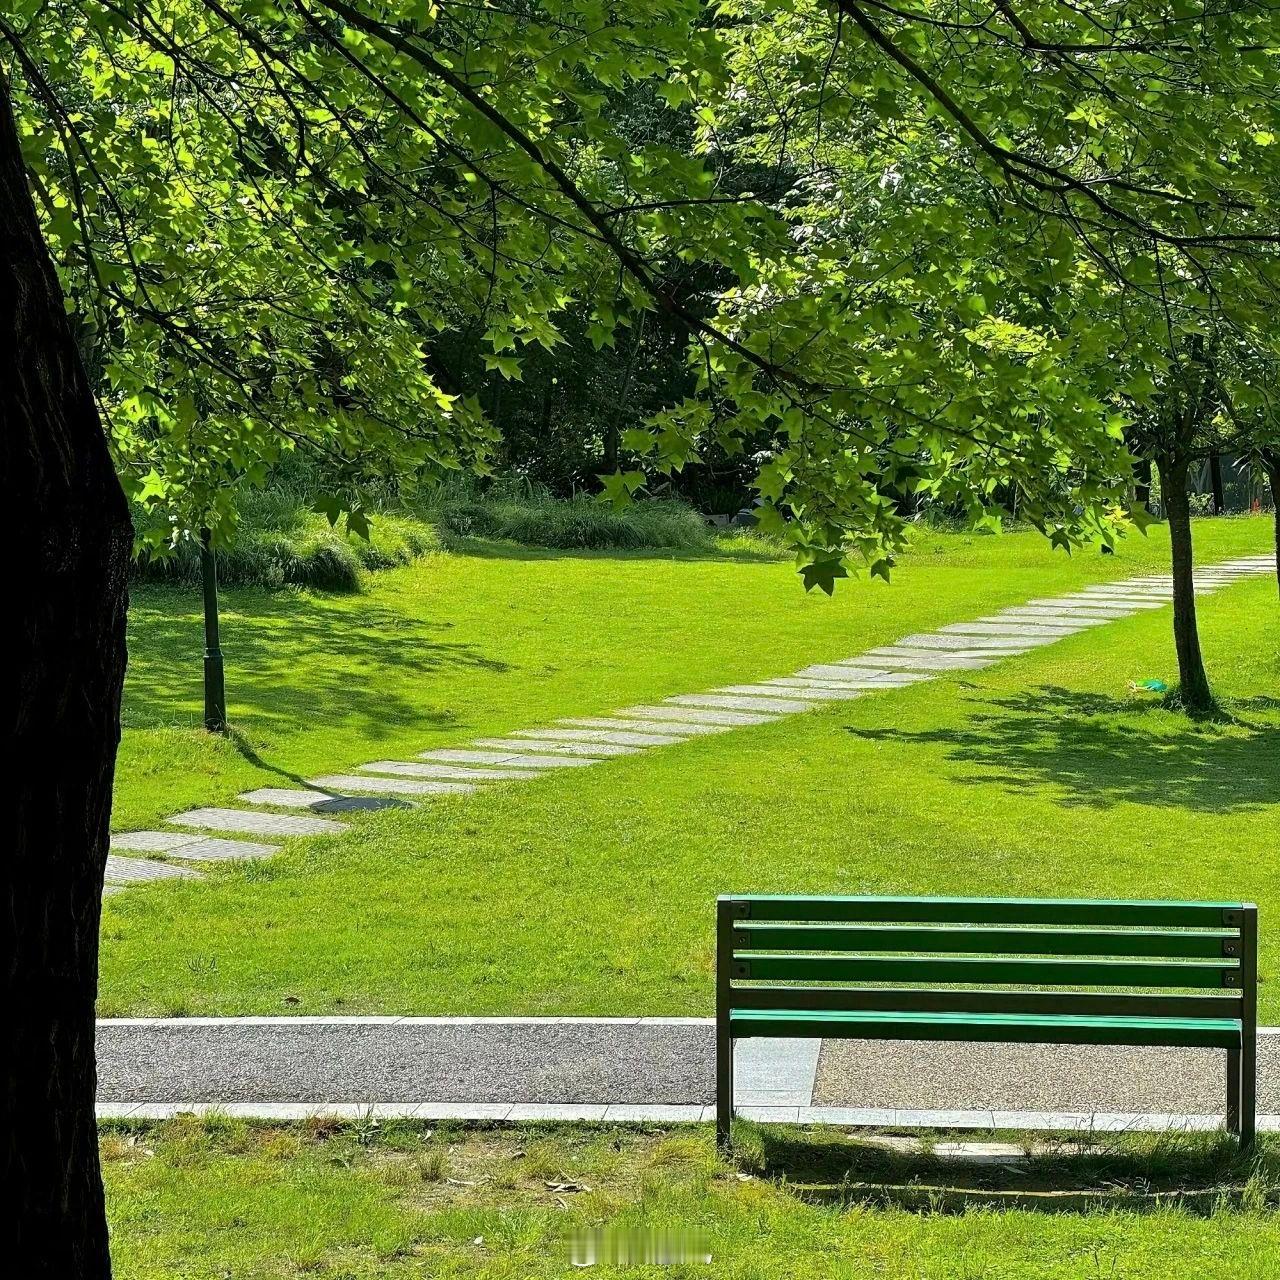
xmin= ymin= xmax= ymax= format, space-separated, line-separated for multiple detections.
xmin=716 ymin=895 xmax=1257 ymax=1146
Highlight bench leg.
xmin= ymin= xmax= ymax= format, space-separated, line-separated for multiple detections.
xmin=1227 ymin=1046 xmax=1241 ymax=1135
xmin=1241 ymin=1033 xmax=1257 ymax=1150
xmin=715 ymin=1028 xmax=733 ymax=1149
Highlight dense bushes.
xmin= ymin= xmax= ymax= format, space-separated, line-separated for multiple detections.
xmin=132 ymin=491 xmax=439 ymax=591
xmin=132 ymin=482 xmax=732 ymax=590
xmin=432 ymin=492 xmax=713 ymax=551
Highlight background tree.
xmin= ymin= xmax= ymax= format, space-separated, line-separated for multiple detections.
xmin=712 ymin=0 xmax=1280 ymax=700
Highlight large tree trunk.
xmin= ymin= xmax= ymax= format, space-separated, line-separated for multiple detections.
xmin=1156 ymin=452 xmax=1214 ymax=715
xmin=1 ymin=76 xmax=131 ymax=1274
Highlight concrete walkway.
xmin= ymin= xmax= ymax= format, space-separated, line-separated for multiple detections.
xmin=97 ymin=1016 xmax=1280 ymax=1133
xmin=103 ymin=555 xmax=1275 ymax=894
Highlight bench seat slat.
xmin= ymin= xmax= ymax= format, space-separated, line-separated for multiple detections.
xmin=734 ymin=924 xmax=1238 ymax=959
xmin=729 ymin=896 xmax=1242 ymax=928
xmin=729 ymin=1008 xmax=1242 ymax=1049
xmin=736 ymin=954 xmax=1239 ymax=988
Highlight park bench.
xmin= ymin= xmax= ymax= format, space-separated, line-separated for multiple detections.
xmin=716 ymin=894 xmax=1257 ymax=1146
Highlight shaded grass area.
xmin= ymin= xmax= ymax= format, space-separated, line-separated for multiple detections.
xmin=100 ymin=565 xmax=1280 ymax=1020
xmin=113 ymin=518 xmax=1270 ymax=831
xmin=103 ymin=1117 xmax=1280 ymax=1278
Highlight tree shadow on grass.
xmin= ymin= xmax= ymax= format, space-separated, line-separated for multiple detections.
xmin=750 ymin=1127 xmax=1270 ymax=1215
xmin=846 ymin=686 xmax=1280 ymax=815
xmin=124 ymin=586 xmax=511 ymax=743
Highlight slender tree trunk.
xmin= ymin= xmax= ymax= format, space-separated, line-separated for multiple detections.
xmin=1209 ymin=452 xmax=1226 ymax=516
xmin=2 ymin=77 xmax=131 ymax=1274
xmin=1265 ymin=454 xmax=1280 ymax=599
xmin=1133 ymin=454 xmax=1153 ymax=512
xmin=1156 ymin=452 xmax=1214 ymax=715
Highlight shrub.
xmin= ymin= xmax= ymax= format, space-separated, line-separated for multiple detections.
xmin=131 ymin=492 xmax=440 ymax=592
xmin=431 ymin=492 xmax=713 ymax=552
xmin=133 ymin=477 xmax=729 ymax=592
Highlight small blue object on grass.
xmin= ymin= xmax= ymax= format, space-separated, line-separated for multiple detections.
xmin=1128 ymin=678 xmax=1169 ymax=693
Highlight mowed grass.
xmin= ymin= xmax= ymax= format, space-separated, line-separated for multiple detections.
xmin=115 ymin=518 xmax=1269 ymax=831
xmin=103 ymin=1117 xmax=1280 ymax=1279
xmin=99 ymin=527 xmax=1280 ymax=1019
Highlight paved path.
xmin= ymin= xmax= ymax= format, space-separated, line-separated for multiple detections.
xmin=104 ymin=555 xmax=1274 ymax=894
xmin=97 ymin=1016 xmax=1280 ymax=1133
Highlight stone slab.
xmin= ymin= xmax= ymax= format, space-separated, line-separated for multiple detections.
xmin=766 ymin=677 xmax=872 ymax=693
xmin=511 ymin=727 xmax=686 ymax=746
xmin=166 ymin=807 xmax=345 ymax=838
xmin=601 ymin=1104 xmax=705 ymax=1122
xmin=800 ymin=664 xmax=926 ymax=683
xmin=1081 ymin=586 xmax=1172 ymax=599
xmin=474 ymin=737 xmax=628 ymax=757
xmin=941 ymin=621 xmax=1084 ymax=638
xmin=996 ymin=608 xmax=1115 ymax=624
xmin=893 ymin=633 xmax=1050 ymax=652
xmin=163 ymin=836 xmax=280 ymax=862
xmin=104 ymin=854 xmax=203 ymax=884
xmin=862 ymin=649 xmax=1001 ymax=670
xmin=419 ymin=748 xmax=595 ymax=768
xmin=309 ymin=774 xmax=477 ymax=796
xmin=833 ymin=674 xmax=930 ymax=689
xmin=619 ymin=704 xmax=780 ymax=726
xmin=559 ymin=716 xmax=731 ymax=737
xmin=110 ymin=830 xmax=205 ymax=853
xmin=239 ymin=788 xmax=406 ymax=813
xmin=1032 ymin=595 xmax=1165 ymax=611
xmin=665 ymin=693 xmax=811 ymax=714
xmin=358 ymin=761 xmax=542 ymax=781
xmin=735 ymin=1037 xmax=821 ymax=1107
xmin=505 ymin=1103 xmax=610 ymax=1121
xmin=718 ymin=683 xmax=865 ymax=702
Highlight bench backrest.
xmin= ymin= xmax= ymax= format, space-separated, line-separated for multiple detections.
xmin=717 ymin=895 xmax=1257 ymax=1022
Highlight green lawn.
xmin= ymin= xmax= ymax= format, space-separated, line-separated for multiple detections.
xmin=100 ymin=519 xmax=1280 ymax=1019
xmin=102 ymin=1118 xmax=1280 ymax=1278
xmin=115 ymin=518 xmax=1270 ymax=831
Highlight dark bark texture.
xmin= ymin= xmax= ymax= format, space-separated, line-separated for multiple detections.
xmin=1156 ymin=452 xmax=1213 ymax=714
xmin=1 ymin=75 xmax=131 ymax=1275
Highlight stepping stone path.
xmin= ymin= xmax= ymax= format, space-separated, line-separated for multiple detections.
xmin=103 ymin=554 xmax=1274 ymax=899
